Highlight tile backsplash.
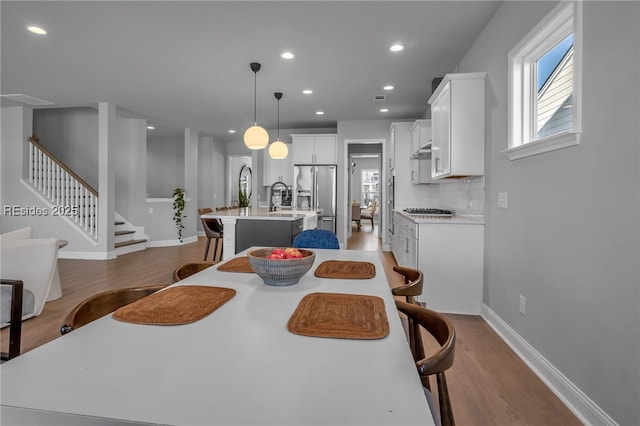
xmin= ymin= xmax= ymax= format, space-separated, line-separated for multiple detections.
xmin=425 ymin=176 xmax=484 ymax=216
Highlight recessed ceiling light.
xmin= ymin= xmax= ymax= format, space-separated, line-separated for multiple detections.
xmin=281 ymin=51 xmax=295 ymax=60
xmin=228 ymin=129 xmax=236 ymax=133
xmin=383 ymin=85 xmax=394 ymax=91
xmin=302 ymin=89 xmax=313 ymax=95
xmin=27 ymin=26 xmax=47 ymax=35
xmin=389 ymin=44 xmax=404 ymax=52
xmin=379 ymin=108 xmax=389 ymax=113
xmin=147 ymin=125 xmax=155 ymax=130
xmin=315 ymin=111 xmax=324 ymax=115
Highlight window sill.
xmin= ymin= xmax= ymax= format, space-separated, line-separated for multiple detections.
xmin=505 ymin=131 xmax=581 ymax=160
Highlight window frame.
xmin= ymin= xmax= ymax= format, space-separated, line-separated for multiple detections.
xmin=506 ymin=1 xmax=582 ymax=160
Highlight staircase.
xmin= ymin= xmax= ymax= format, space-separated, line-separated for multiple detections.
xmin=28 ymin=136 xmax=148 ymax=256
xmin=114 ymin=221 xmax=148 ymax=255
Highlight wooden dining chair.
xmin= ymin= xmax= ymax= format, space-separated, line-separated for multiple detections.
xmin=199 ymin=208 xmax=224 ymax=261
xmin=395 ymin=300 xmax=456 ymax=426
xmin=351 ymin=202 xmax=361 ymax=231
xmin=172 ymin=261 xmax=216 ymax=283
xmin=391 ymin=265 xmax=424 ymax=361
xmin=360 ymin=198 xmax=377 ymax=229
xmin=1 ymin=279 xmax=24 ymax=361
xmin=60 ymin=284 xmax=168 ymax=335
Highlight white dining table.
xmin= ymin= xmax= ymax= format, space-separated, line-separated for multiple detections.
xmin=0 ymin=248 xmax=434 ymax=426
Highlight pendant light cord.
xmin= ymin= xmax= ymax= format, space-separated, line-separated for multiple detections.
xmin=277 ymin=97 xmax=280 ymax=140
xmin=253 ymin=72 xmax=257 ymax=125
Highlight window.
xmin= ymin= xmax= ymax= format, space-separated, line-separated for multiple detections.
xmin=361 ymin=169 xmax=379 ymax=206
xmin=507 ymin=1 xmax=582 ymax=160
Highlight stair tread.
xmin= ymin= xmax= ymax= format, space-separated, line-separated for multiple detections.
xmin=115 ymin=239 xmax=147 ymax=248
xmin=115 ymin=221 xmax=125 ymax=225
xmin=115 ymin=230 xmax=135 ymax=236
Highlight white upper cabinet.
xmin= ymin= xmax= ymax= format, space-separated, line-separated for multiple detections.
xmin=428 ymin=72 xmax=486 ymax=179
xmin=263 ymin=145 xmax=293 ymax=186
xmin=291 ymin=134 xmax=337 ymax=164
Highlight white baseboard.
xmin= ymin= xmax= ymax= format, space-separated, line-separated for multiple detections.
xmin=147 ymin=236 xmax=198 ymax=248
xmin=481 ymin=304 xmax=618 ymax=426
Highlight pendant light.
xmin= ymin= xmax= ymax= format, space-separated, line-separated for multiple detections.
xmin=244 ymin=62 xmax=269 ymax=150
xmin=268 ymin=92 xmax=288 ymax=159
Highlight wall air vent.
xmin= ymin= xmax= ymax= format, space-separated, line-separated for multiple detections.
xmin=0 ymin=94 xmax=54 ymax=106
xmin=373 ymin=94 xmax=387 ymax=101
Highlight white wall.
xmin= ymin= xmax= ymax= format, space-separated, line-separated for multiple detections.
xmin=458 ymin=1 xmax=639 ymax=424
xmin=33 ymin=107 xmax=99 ymax=189
xmin=115 ymin=116 xmax=147 ymax=225
xmin=197 ymin=135 xmax=226 ymax=231
xmin=146 ymin=136 xmax=184 ymax=197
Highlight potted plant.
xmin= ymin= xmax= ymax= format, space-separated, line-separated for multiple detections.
xmin=172 ymin=188 xmax=186 ymax=242
xmin=238 ymin=185 xmax=249 ymax=208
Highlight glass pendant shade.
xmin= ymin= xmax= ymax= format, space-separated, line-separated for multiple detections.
xmin=244 ymin=125 xmax=269 ymax=149
xmin=268 ymin=139 xmax=288 ymax=159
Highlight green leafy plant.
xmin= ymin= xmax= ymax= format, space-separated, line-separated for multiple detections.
xmin=172 ymin=188 xmax=186 ymax=242
xmin=238 ymin=184 xmax=249 ymax=208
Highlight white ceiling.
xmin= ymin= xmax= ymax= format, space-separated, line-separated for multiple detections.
xmin=1 ymin=1 xmax=501 ymax=141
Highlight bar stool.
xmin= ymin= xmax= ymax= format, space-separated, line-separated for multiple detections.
xmin=199 ymin=208 xmax=224 ymax=261
xmin=391 ymin=265 xmax=424 ymax=362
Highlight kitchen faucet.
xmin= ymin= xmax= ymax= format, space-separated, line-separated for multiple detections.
xmin=269 ymin=181 xmax=289 ymax=212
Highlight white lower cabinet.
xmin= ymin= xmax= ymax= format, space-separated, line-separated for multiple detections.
xmin=392 ymin=213 xmax=418 ymax=269
xmin=393 ymin=212 xmax=484 ymax=314
xmin=418 ymin=223 xmax=484 ymax=315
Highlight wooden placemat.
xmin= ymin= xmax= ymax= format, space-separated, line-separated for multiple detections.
xmin=287 ymin=292 xmax=389 ymax=339
xmin=217 ymin=256 xmax=254 ymax=273
xmin=314 ymin=260 xmax=376 ymax=279
xmin=112 ymin=285 xmax=236 ymax=325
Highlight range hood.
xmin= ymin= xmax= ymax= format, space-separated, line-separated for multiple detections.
xmin=410 ymin=141 xmax=432 ymax=159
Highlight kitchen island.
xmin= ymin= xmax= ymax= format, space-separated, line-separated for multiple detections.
xmin=201 ymin=208 xmax=318 ymax=260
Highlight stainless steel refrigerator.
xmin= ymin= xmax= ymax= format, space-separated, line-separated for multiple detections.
xmin=293 ymin=164 xmax=337 ymax=233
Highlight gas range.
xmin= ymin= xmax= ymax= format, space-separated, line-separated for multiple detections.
xmin=403 ymin=208 xmax=454 ymax=218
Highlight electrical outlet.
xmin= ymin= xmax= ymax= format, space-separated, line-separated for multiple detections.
xmin=498 ymin=192 xmax=508 ymax=209
xmin=519 ymin=295 xmax=526 ymax=315
xmin=148 ymin=207 xmax=153 ymax=214
xmin=213 ymin=193 xmax=217 ymax=199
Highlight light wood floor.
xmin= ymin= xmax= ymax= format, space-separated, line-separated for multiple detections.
xmin=2 ymin=225 xmax=581 ymax=425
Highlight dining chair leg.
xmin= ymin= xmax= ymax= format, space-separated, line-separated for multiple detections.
xmin=212 ymin=238 xmax=220 ymax=262
xmin=437 ymin=373 xmax=455 ymax=426
xmin=203 ymin=238 xmax=211 ymax=261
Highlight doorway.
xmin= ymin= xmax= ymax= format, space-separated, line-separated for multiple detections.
xmin=343 ymin=139 xmax=385 ymax=244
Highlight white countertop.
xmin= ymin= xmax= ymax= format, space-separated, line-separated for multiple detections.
xmin=203 ymin=207 xmax=317 ymax=221
xmin=394 ymin=209 xmax=485 ymax=225
xmin=1 ymin=248 xmax=434 ymax=426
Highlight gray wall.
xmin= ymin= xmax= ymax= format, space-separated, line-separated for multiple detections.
xmin=459 ymin=1 xmax=639 ymax=424
xmin=115 ymin=117 xmax=147 ymax=225
xmin=197 ymin=135 xmax=226 ymax=231
xmin=33 ymin=107 xmax=99 ymax=189
xmin=146 ymin=136 xmax=185 ymax=198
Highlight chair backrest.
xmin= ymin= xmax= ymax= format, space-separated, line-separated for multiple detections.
xmin=351 ymin=203 xmax=361 ymax=220
xmin=369 ymin=198 xmax=378 ymax=214
xmin=395 ymin=300 xmax=456 ymax=426
xmin=362 ymin=199 xmax=378 ymax=218
xmin=292 ymin=229 xmax=340 ymax=249
xmin=1 ymin=238 xmax=58 ymax=319
xmin=199 ymin=207 xmax=223 ymax=237
xmin=172 ymin=261 xmax=216 ymax=283
xmin=391 ymin=265 xmax=424 ymax=304
xmin=60 ymin=284 xmax=168 ymax=334
xmin=0 ymin=226 xmax=33 ymax=242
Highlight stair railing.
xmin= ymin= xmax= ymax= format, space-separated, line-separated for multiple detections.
xmin=28 ymin=136 xmax=99 ymax=241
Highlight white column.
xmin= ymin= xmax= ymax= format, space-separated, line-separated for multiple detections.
xmin=98 ymin=102 xmax=116 ymax=258
xmin=184 ymin=128 xmax=199 ymax=241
